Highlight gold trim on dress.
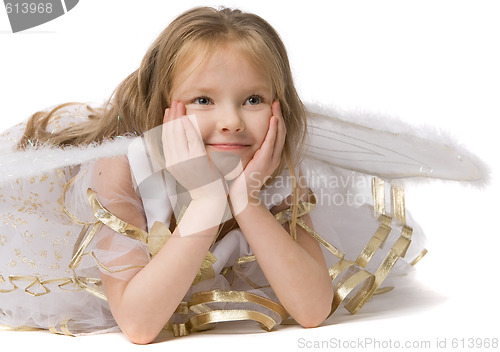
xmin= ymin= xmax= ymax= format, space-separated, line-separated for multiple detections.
xmin=87 ymin=189 xmax=148 ymax=243
xmin=372 ymin=177 xmax=386 ymax=217
xmin=391 ymin=185 xmax=406 ymax=224
xmin=164 ymin=290 xmax=290 ymax=336
xmin=0 ymin=176 xmax=427 ymax=336
xmin=355 ymin=214 xmax=391 ymax=268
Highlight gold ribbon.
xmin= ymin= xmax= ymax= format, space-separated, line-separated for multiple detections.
xmin=288 ymin=178 xmax=421 ymax=318
xmin=1 ymin=176 xmax=428 ymax=336
xmin=231 ymin=255 xmax=266 ymax=289
xmin=192 ymin=252 xmax=217 ymax=285
xmin=372 ymin=177 xmax=386 ymax=217
xmin=166 ymin=290 xmax=289 ymax=336
xmin=345 ymin=225 xmax=413 ymax=314
xmin=0 ymin=324 xmax=45 ymax=332
xmin=190 ymin=290 xmax=288 ymax=320
xmin=65 ymin=187 xmax=151 ymax=302
xmin=0 ymin=275 xmax=79 ymax=297
xmin=391 ymin=185 xmax=406 ymax=224
xmin=87 ymin=189 xmax=148 ymax=243
xmin=191 ymin=310 xmax=276 ymax=332
xmin=49 ymin=317 xmax=74 ymax=336
xmin=147 ymin=221 xmax=172 ymax=256
xmin=296 ymin=218 xmax=345 ymax=260
xmin=61 ymin=175 xmax=95 ymax=226
xmin=410 ymin=249 xmax=428 ymax=266
xmin=69 ymin=221 xmax=102 ymax=269
xmin=355 ymin=214 xmax=392 ymax=268
xmin=273 ymin=192 xmax=316 ymax=225
xmin=331 ymin=265 xmax=375 ymax=315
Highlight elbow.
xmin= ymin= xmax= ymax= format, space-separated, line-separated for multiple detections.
xmin=128 ymin=334 xmax=156 ymax=346
xmin=294 ymin=293 xmax=333 ymax=329
xmin=126 ymin=331 xmax=157 ymax=345
xmin=121 ymin=323 xmax=161 ymax=345
xmin=295 ymin=310 xmax=330 ymax=329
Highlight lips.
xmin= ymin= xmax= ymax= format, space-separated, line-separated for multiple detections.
xmin=207 ymin=143 xmax=250 ymax=150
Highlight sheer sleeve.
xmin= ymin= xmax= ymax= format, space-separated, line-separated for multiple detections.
xmin=90 ymin=156 xmax=150 ymax=282
xmin=66 ymin=156 xmax=151 ymax=285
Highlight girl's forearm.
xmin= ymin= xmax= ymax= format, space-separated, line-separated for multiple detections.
xmin=235 ymin=203 xmax=333 ymax=327
xmin=103 ymin=197 xmax=227 ymax=344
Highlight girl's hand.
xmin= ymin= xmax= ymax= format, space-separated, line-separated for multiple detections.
xmin=162 ymin=100 xmax=226 ymax=201
xmin=229 ymin=101 xmax=286 ymax=214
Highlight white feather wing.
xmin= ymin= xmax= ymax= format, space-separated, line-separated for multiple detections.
xmin=305 ymin=104 xmax=488 ymax=186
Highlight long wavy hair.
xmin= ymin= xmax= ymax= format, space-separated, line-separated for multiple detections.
xmin=19 ymin=7 xmax=308 ymax=230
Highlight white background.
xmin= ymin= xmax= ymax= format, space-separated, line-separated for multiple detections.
xmin=1 ymin=1 xmax=499 ymax=351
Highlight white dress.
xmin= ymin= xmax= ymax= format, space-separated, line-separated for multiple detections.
xmin=0 ymin=103 xmax=487 ymax=336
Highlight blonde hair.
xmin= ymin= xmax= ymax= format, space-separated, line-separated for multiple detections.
xmin=20 ymin=7 xmax=306 ymax=170
xmin=20 ymin=7 xmax=307 ymax=230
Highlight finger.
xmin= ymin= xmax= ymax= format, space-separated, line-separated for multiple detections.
xmin=182 ymin=115 xmax=206 ymax=157
xmin=175 ymin=100 xmax=205 ymax=156
xmin=173 ymin=100 xmax=191 ymax=154
xmin=162 ymin=108 xmax=173 ymax=162
xmin=164 ymin=101 xmax=188 ymax=163
xmin=172 ymin=100 xmax=188 ymax=146
xmin=260 ymin=115 xmax=278 ymax=161
xmin=186 ymin=114 xmax=203 ymax=140
xmin=163 ymin=108 xmax=169 ymax=124
xmin=272 ymin=101 xmax=286 ymax=160
xmin=271 ymin=100 xmax=281 ymax=118
xmin=175 ymin=99 xmax=186 ymax=119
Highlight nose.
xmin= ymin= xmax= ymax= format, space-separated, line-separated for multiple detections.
xmin=217 ymin=108 xmax=245 ymax=133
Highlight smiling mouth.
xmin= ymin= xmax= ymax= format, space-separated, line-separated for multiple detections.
xmin=207 ymin=144 xmax=250 ymax=150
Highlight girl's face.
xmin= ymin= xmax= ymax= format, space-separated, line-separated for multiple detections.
xmin=170 ymin=46 xmax=273 ymax=168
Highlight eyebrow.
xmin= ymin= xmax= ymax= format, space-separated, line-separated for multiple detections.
xmin=181 ymin=86 xmax=219 ymax=95
xmin=178 ymin=84 xmax=272 ymax=98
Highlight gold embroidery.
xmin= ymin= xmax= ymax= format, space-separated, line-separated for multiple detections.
xmin=0 ymin=275 xmax=83 ymax=296
xmin=0 ymin=274 xmax=17 ymax=293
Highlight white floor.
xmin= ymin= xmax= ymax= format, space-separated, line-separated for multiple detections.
xmin=2 ymin=263 xmax=499 ymax=352
xmin=1 ymin=1 xmax=499 ymax=351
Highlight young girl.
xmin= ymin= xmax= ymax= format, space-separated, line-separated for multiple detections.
xmin=0 ymin=6 xmax=484 ymax=344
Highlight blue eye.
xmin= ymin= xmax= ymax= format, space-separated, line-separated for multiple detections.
xmin=246 ymin=95 xmax=263 ymax=105
xmin=193 ymin=97 xmax=212 ymax=105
